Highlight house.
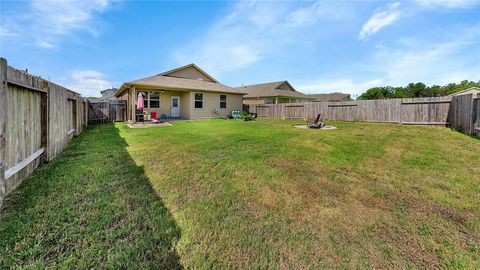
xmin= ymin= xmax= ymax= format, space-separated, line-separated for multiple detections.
xmin=238 ymin=81 xmax=314 ymax=105
xmin=100 ymin=88 xmax=118 ymax=100
xmin=448 ymin=87 xmax=480 ymax=97
xmin=307 ymin=92 xmax=351 ymax=102
xmin=115 ymin=64 xmax=246 ymax=121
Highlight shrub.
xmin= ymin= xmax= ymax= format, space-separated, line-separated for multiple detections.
xmin=239 ymin=112 xmax=255 ymax=121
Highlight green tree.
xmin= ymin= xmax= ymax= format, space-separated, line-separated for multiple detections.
xmin=358 ymin=80 xmax=480 ymax=100
xmin=358 ymin=86 xmax=396 ymax=100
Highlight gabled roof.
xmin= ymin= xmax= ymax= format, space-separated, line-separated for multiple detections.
xmin=115 ymin=64 xmax=246 ymax=96
xmin=159 ymin=63 xmax=219 ymax=83
xmin=236 ymin=80 xmax=313 ymax=99
xmin=308 ymin=92 xmax=351 ymax=102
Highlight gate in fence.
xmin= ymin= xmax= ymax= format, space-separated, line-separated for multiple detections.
xmin=88 ymin=100 xmax=127 ymax=123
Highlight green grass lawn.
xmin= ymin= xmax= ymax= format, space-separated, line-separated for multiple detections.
xmin=1 ymin=119 xmax=479 ymax=269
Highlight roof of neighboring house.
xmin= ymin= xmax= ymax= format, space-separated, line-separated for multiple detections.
xmin=100 ymin=88 xmax=117 ymax=94
xmin=236 ymin=81 xmax=313 ymax=99
xmin=448 ymin=87 xmax=480 ymax=96
xmin=307 ymin=92 xmax=351 ymax=102
xmin=115 ymin=64 xmax=246 ymax=96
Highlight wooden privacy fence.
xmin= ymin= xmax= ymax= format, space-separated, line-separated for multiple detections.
xmin=250 ymin=96 xmax=452 ymax=125
xmin=0 ymin=58 xmax=88 ymax=212
xmin=249 ymin=95 xmax=479 ymax=136
xmin=450 ymin=93 xmax=480 ymax=136
xmin=88 ymin=100 xmax=126 ymax=123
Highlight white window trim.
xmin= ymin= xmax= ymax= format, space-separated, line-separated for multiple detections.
xmin=143 ymin=91 xmax=160 ymax=109
xmin=194 ymin=92 xmax=204 ymax=109
xmin=220 ymin=94 xmax=227 ymax=109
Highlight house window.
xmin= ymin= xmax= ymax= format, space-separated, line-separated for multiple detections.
xmin=220 ymin=94 xmax=227 ymax=108
xmin=149 ymin=92 xmax=160 ymax=108
xmin=140 ymin=91 xmax=160 ymax=108
xmin=195 ymin=93 xmax=203 ymax=108
xmin=141 ymin=92 xmax=148 ymax=108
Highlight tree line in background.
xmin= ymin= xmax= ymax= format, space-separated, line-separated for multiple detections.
xmin=358 ymin=80 xmax=480 ymax=100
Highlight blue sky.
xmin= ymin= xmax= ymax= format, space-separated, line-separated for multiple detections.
xmin=1 ymin=0 xmax=479 ymax=97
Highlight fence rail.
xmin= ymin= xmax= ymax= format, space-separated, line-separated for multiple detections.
xmin=0 ymin=58 xmax=88 ymax=212
xmin=249 ymin=94 xmax=478 ymax=136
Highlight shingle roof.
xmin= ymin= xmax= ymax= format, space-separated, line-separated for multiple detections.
xmin=125 ymin=75 xmax=245 ymax=94
xmin=236 ymin=81 xmax=313 ymax=99
xmin=308 ymin=92 xmax=350 ymax=102
xmin=116 ymin=64 xmax=246 ymax=96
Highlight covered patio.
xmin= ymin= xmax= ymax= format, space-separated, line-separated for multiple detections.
xmin=115 ymin=63 xmax=245 ymax=122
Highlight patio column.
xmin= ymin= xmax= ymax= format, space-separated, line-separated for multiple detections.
xmin=275 ymin=97 xmax=278 ymax=104
xmin=131 ymin=86 xmax=136 ymax=123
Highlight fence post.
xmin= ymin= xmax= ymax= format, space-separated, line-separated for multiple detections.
xmin=469 ymin=94 xmax=475 ymax=135
xmin=40 ymin=82 xmax=48 ymax=163
xmin=0 ymin=58 xmax=8 ymax=211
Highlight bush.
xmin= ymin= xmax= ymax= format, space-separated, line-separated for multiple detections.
xmin=239 ymin=112 xmax=255 ymax=121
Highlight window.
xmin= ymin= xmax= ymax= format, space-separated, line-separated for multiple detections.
xmin=265 ymin=98 xmax=275 ymax=104
xmin=195 ymin=93 xmax=203 ymax=108
xmin=140 ymin=91 xmax=160 ymax=108
xmin=141 ymin=92 xmax=148 ymax=108
xmin=220 ymin=94 xmax=227 ymax=108
xmin=149 ymin=92 xmax=160 ymax=108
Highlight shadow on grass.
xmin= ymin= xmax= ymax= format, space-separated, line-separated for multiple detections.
xmin=0 ymin=123 xmax=183 ymax=269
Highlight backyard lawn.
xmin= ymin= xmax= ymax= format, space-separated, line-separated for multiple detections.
xmin=1 ymin=119 xmax=479 ymax=269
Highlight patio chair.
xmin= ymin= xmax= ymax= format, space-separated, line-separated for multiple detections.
xmin=307 ymin=114 xmax=325 ymax=129
xmin=136 ymin=109 xmax=144 ymax=122
xmin=230 ymin=111 xmax=241 ymax=119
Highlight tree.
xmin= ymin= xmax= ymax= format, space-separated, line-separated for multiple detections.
xmin=358 ymin=80 xmax=480 ymax=100
xmin=358 ymin=86 xmax=396 ymax=100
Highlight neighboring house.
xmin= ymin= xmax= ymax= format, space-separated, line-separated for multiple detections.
xmin=448 ymin=87 xmax=480 ymax=97
xmin=307 ymin=92 xmax=351 ymax=102
xmin=100 ymin=88 xmax=118 ymax=100
xmin=115 ymin=64 xmax=246 ymax=121
xmin=238 ymin=81 xmax=314 ymax=105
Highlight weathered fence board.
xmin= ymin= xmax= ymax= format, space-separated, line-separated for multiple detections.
xmin=451 ymin=94 xmax=476 ymax=135
xmin=88 ymin=100 xmax=126 ymax=123
xmin=474 ymin=96 xmax=480 ymax=136
xmin=110 ymin=101 xmax=126 ymax=122
xmin=285 ymin=104 xmax=304 ymax=119
xmin=400 ymin=97 xmax=451 ymax=125
xmin=0 ymin=59 xmax=7 ymax=211
xmin=251 ymin=97 xmax=454 ymax=125
xmin=0 ymin=58 xmax=88 ymax=212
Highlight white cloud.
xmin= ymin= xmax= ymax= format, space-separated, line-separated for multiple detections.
xmin=286 ymin=1 xmax=352 ymax=27
xmin=298 ymin=26 xmax=480 ymax=96
xmin=373 ymin=27 xmax=480 ymax=86
xmin=175 ymin=1 xmax=353 ymax=76
xmin=297 ymin=79 xmax=383 ymax=96
xmin=359 ymin=2 xmax=401 ymax=40
xmin=414 ymin=0 xmax=479 ymax=8
xmin=2 ymin=0 xmax=111 ymax=48
xmin=66 ymin=70 xmax=113 ymax=97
